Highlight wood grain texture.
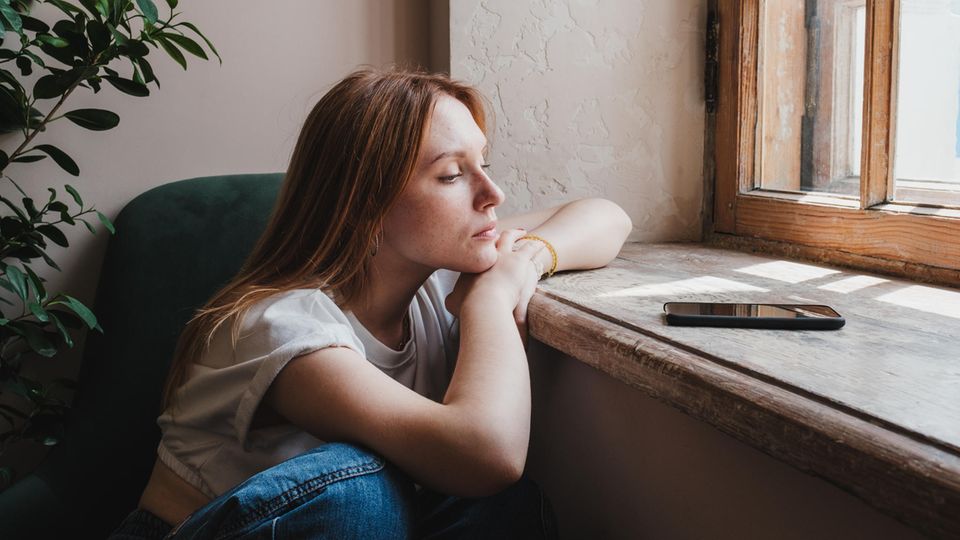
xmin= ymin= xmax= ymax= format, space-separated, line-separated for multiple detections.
xmin=713 ymin=0 xmax=754 ymax=232
xmin=528 ymin=242 xmax=960 ymax=538
xmin=708 ymin=231 xmax=960 ymax=288
xmin=860 ymin=0 xmax=896 ymax=208
xmin=735 ymin=194 xmax=960 ymax=271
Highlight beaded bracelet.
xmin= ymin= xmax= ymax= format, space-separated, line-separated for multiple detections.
xmin=519 ymin=234 xmax=558 ymax=278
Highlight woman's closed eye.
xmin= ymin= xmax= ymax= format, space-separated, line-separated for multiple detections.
xmin=439 ymin=171 xmax=462 ymax=183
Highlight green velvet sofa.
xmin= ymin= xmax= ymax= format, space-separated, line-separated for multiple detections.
xmin=0 ymin=173 xmax=284 ymax=538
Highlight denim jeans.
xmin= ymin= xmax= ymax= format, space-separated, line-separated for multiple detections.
xmin=110 ymin=442 xmax=557 ymax=539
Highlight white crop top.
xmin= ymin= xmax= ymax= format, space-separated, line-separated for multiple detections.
xmin=156 ymin=270 xmax=460 ymax=498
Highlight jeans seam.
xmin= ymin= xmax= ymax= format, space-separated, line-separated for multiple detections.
xmin=215 ymin=456 xmax=385 ymax=539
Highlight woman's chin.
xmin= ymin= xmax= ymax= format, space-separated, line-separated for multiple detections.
xmin=450 ymin=248 xmax=498 ymax=274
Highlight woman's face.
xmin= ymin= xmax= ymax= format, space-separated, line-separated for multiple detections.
xmin=381 ymin=94 xmax=505 ymax=274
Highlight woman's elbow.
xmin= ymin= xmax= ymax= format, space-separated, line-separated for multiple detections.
xmin=452 ymin=429 xmax=527 ymax=497
xmin=579 ymin=198 xmax=632 ymax=239
xmin=460 ymin=451 xmax=526 ymax=497
xmin=604 ymin=198 xmax=633 ymax=239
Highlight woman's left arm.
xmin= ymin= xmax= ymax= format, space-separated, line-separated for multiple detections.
xmin=499 ymin=198 xmax=632 ymax=275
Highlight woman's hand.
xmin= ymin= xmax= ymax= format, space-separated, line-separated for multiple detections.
xmin=446 ymin=228 xmax=543 ymax=342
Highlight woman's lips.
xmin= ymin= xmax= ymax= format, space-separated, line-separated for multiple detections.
xmin=472 ymin=224 xmax=497 ymax=239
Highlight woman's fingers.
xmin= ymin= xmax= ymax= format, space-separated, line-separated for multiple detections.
xmin=496 ymin=228 xmax=527 ymax=253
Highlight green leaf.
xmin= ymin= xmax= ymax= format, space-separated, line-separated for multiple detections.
xmin=22 ymin=197 xmax=38 ymax=219
xmin=22 ymin=49 xmax=46 ymax=69
xmin=94 ymin=0 xmax=109 ymax=20
xmin=77 ymin=217 xmax=95 ymax=234
xmin=0 ymin=277 xmax=18 ymax=298
xmin=156 ymin=34 xmax=186 ymax=69
xmin=11 ymin=154 xmax=46 ymax=163
xmin=15 ymin=55 xmax=31 ymax=76
xmin=0 ymin=2 xmax=22 ymax=35
xmin=5 ymin=265 xmax=28 ymax=300
xmin=106 ymin=22 xmax=128 ymax=45
xmin=178 ymin=21 xmax=219 ymax=63
xmin=52 ymin=295 xmax=98 ymax=330
xmin=86 ymin=19 xmax=110 ymax=52
xmin=24 ymin=265 xmax=46 ymax=302
xmin=19 ymin=322 xmax=57 ymax=356
xmin=48 ymin=312 xmax=73 ymax=347
xmin=136 ymin=56 xmax=157 ymax=86
xmin=47 ymin=0 xmax=85 ymax=17
xmin=64 ymin=184 xmax=83 ymax=207
xmin=27 ymin=300 xmax=48 ymax=322
xmin=135 ymin=0 xmax=158 ymax=24
xmin=33 ymin=73 xmax=72 ymax=100
xmin=162 ymin=32 xmax=206 ymax=60
xmin=64 ymin=108 xmax=119 ymax=131
xmin=119 ymin=38 xmax=149 ymax=58
xmin=165 ymin=0 xmax=178 ymax=9
xmin=103 ymin=75 xmax=148 ymax=97
xmin=0 ymin=194 xmax=27 ymax=221
xmin=37 ymin=34 xmax=69 ymax=48
xmin=40 ymin=251 xmax=61 ymax=271
xmin=34 ymin=144 xmax=79 ymax=176
xmin=37 ymin=224 xmax=68 ymax=247
xmin=96 ymin=211 xmax=115 ymax=234
xmin=20 ymin=15 xmax=51 ymax=34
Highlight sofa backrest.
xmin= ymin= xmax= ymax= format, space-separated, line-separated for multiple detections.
xmin=0 ymin=173 xmax=283 ymax=538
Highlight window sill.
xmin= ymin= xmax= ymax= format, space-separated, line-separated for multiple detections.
xmin=528 ymin=242 xmax=960 ymax=539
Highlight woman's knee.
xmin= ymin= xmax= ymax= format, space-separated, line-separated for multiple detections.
xmin=171 ymin=443 xmax=417 ymax=539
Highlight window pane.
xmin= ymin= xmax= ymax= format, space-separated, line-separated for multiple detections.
xmin=892 ymin=0 xmax=960 ymax=206
xmin=757 ymin=0 xmax=864 ymax=197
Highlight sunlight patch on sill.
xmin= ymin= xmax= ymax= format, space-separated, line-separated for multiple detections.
xmin=818 ymin=275 xmax=890 ymax=293
xmin=734 ymin=260 xmax=842 ymax=284
xmin=876 ymin=285 xmax=960 ymax=319
xmin=597 ymin=276 xmax=768 ymax=298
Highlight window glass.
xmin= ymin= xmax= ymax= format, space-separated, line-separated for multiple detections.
xmin=756 ymin=0 xmax=865 ymax=197
xmin=892 ymin=0 xmax=960 ymax=206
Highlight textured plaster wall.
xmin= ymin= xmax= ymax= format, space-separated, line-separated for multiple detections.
xmin=1 ymin=0 xmax=434 ymax=306
xmin=450 ymin=0 xmax=706 ymax=241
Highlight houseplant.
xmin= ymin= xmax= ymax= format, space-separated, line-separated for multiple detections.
xmin=0 ymin=0 xmax=218 ymax=489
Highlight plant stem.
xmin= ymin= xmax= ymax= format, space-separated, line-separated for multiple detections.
xmin=4 ymin=81 xmax=82 ymax=168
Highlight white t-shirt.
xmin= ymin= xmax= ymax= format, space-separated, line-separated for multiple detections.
xmin=156 ymin=270 xmax=460 ymax=498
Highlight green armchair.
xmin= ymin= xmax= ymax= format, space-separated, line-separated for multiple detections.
xmin=0 ymin=173 xmax=284 ymax=538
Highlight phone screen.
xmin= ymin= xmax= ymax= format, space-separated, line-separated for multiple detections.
xmin=664 ymin=303 xmax=841 ymax=319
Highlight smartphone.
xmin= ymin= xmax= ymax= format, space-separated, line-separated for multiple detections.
xmin=663 ymin=302 xmax=845 ymax=330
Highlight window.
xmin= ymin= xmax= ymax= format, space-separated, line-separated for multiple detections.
xmin=711 ymin=0 xmax=960 ymax=282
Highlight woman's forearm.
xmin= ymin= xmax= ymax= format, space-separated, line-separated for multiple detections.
xmin=439 ymin=290 xmax=531 ymax=484
xmin=524 ymin=198 xmax=632 ymax=274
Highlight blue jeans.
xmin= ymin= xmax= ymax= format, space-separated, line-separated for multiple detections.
xmin=110 ymin=442 xmax=557 ymax=539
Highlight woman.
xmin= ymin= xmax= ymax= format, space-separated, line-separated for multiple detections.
xmin=111 ymin=68 xmax=631 ymax=539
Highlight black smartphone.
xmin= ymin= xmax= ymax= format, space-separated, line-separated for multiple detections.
xmin=663 ymin=302 xmax=845 ymax=330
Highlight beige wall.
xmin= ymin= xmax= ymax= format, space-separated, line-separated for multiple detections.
xmin=449 ymin=0 xmax=706 ymax=241
xmin=2 ymin=0 xmax=435 ymax=305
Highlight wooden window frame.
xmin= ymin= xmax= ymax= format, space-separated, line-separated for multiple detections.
xmin=711 ymin=0 xmax=960 ymax=286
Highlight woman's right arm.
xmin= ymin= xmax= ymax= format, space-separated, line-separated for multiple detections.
xmin=263 ymin=230 xmax=540 ymax=497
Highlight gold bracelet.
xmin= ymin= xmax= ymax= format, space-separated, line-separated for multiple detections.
xmin=519 ymin=234 xmax=558 ymax=277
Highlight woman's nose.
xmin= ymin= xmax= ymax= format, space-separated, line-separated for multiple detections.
xmin=475 ymin=170 xmax=505 ymax=211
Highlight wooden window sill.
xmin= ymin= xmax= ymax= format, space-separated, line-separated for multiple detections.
xmin=527 ymin=242 xmax=959 ymax=539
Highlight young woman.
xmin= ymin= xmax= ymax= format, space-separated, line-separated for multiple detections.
xmin=110 ymin=68 xmax=631 ymax=539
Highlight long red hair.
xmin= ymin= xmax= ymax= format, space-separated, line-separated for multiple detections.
xmin=161 ymin=68 xmax=487 ymax=408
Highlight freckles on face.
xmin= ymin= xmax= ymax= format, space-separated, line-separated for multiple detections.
xmin=381 ymin=95 xmax=502 ymax=273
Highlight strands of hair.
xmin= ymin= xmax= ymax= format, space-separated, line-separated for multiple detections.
xmin=160 ymin=68 xmax=487 ymax=409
